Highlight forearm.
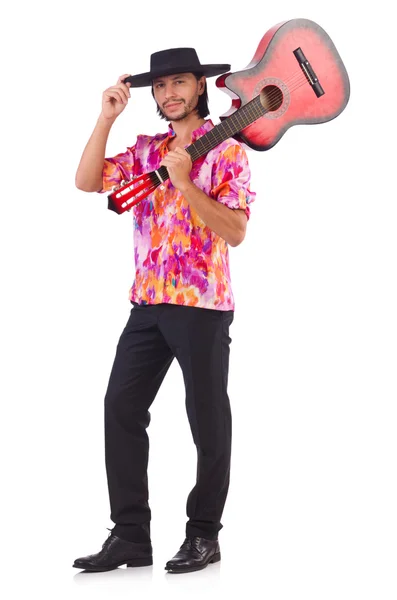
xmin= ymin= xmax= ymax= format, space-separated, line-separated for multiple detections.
xmin=75 ymin=114 xmax=116 ymax=192
xmin=179 ymin=180 xmax=246 ymax=247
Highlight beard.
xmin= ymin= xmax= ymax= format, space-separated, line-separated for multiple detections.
xmin=162 ymin=93 xmax=199 ymax=121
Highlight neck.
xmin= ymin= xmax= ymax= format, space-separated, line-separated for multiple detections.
xmin=169 ymin=113 xmax=206 ymax=143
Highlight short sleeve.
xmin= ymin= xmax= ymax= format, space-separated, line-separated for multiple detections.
xmin=209 ymin=143 xmax=256 ymax=220
xmin=97 ymin=145 xmax=136 ymax=193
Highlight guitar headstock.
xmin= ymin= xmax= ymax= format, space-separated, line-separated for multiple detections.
xmin=107 ymin=173 xmax=159 ymax=214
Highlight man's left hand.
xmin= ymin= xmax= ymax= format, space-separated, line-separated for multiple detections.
xmin=160 ymin=147 xmax=192 ymax=191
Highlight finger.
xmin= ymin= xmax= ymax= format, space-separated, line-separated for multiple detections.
xmin=114 ymin=85 xmax=130 ymax=103
xmin=177 ymin=151 xmax=191 ymax=165
xmin=165 ymin=151 xmax=184 ymax=160
xmin=111 ymin=83 xmax=130 ymax=101
xmin=105 ymin=90 xmax=126 ymax=104
xmin=170 ymin=148 xmax=191 ymax=163
xmin=105 ymin=89 xmax=125 ymax=103
xmin=116 ymin=82 xmax=131 ymax=98
xmin=160 ymin=158 xmax=177 ymax=167
xmin=161 ymin=156 xmax=180 ymax=165
xmin=117 ymin=74 xmax=132 ymax=85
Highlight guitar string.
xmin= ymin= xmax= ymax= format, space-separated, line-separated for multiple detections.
xmin=154 ymin=70 xmax=309 ymax=181
xmin=165 ymin=71 xmax=310 ymax=170
xmin=186 ymin=70 xmax=309 ymax=161
xmin=121 ymin=71 xmax=309 ymax=201
xmin=124 ymin=70 xmax=308 ymax=188
xmin=118 ymin=72 xmax=309 ymax=210
xmin=116 ymin=69 xmax=312 ymax=208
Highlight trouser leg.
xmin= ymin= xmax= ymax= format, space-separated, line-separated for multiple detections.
xmin=104 ymin=305 xmax=174 ymax=542
xmin=159 ymin=305 xmax=234 ymax=540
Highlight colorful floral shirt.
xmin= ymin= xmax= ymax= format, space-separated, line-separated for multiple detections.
xmin=99 ymin=119 xmax=255 ymax=310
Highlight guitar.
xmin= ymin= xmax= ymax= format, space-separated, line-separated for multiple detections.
xmin=107 ymin=18 xmax=350 ymax=215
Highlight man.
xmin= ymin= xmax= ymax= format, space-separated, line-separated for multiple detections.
xmin=73 ymin=47 xmax=255 ymax=574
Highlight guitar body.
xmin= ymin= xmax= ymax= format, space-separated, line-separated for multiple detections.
xmin=216 ymin=18 xmax=350 ymax=151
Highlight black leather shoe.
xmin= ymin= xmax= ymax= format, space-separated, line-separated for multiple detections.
xmin=73 ymin=533 xmax=153 ymax=572
xmin=165 ymin=536 xmax=220 ymax=574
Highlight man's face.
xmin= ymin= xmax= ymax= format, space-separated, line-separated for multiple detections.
xmin=152 ymin=72 xmax=205 ymax=121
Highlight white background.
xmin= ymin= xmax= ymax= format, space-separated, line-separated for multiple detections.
xmin=1 ymin=1 xmax=396 ymax=598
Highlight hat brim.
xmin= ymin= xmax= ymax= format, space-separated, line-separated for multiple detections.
xmin=125 ymin=64 xmax=231 ymax=88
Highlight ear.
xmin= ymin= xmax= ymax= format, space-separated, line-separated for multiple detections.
xmin=198 ymin=76 xmax=206 ymax=95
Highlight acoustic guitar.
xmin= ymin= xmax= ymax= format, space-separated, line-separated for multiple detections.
xmin=107 ymin=18 xmax=350 ymax=214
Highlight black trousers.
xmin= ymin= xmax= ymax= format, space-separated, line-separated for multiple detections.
xmin=104 ymin=302 xmax=234 ymax=543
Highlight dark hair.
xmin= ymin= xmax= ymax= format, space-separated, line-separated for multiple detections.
xmin=151 ymin=72 xmax=209 ymax=120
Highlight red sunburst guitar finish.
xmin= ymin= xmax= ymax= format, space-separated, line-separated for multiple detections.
xmin=215 ymin=18 xmax=350 ymax=150
xmin=107 ymin=18 xmax=350 ymax=214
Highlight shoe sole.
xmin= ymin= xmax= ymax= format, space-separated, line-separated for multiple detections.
xmin=73 ymin=556 xmax=153 ymax=571
xmin=165 ymin=551 xmax=221 ymax=574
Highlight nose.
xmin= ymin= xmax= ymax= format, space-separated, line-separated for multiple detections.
xmin=163 ymin=80 xmax=179 ymax=100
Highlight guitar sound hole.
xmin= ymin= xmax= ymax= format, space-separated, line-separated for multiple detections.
xmin=260 ymin=85 xmax=283 ymax=112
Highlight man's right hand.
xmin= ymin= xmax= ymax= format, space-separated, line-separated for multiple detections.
xmin=101 ymin=74 xmax=132 ymax=121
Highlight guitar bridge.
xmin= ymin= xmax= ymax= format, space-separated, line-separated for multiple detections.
xmin=293 ymin=47 xmax=324 ymax=97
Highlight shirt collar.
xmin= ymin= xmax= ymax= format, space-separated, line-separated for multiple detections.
xmin=167 ymin=119 xmax=214 ymax=143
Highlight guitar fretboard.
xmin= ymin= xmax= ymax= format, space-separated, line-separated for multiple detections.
xmin=155 ymin=95 xmax=265 ymax=182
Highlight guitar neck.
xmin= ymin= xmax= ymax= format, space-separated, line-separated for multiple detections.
xmin=155 ymin=95 xmax=264 ymax=182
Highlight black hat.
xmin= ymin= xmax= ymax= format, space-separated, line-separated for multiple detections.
xmin=124 ymin=47 xmax=230 ymax=88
